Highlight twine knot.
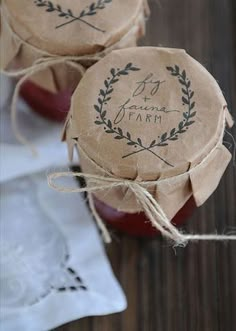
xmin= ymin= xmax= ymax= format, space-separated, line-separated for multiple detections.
xmin=47 ymin=171 xmax=236 ymax=246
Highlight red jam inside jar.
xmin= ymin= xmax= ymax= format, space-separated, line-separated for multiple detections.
xmin=93 ymin=195 xmax=196 ymax=237
xmin=20 ymin=81 xmax=73 ymax=122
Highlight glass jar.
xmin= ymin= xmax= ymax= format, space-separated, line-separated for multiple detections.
xmin=20 ymin=81 xmax=73 ymax=122
xmin=64 ymin=46 xmax=231 ymax=241
xmin=2 ymin=0 xmax=149 ymax=122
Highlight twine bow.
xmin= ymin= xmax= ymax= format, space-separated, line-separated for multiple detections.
xmin=48 ymin=171 xmax=236 ymax=245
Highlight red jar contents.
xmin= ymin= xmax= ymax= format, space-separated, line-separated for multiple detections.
xmin=20 ymin=81 xmax=73 ymax=122
xmin=93 ymin=196 xmax=196 ymax=237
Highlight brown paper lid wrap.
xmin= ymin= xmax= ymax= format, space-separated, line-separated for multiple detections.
xmin=66 ymin=47 xmax=233 ymax=218
xmin=0 ymin=0 xmax=149 ymax=92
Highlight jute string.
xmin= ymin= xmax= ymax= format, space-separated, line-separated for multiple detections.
xmin=0 ymin=9 xmax=140 ymax=155
xmin=2 ymin=58 xmax=86 ymax=156
xmin=47 ymin=113 xmax=236 ymax=245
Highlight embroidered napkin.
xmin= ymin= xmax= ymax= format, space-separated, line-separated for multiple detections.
xmin=0 ymin=172 xmax=127 ymax=331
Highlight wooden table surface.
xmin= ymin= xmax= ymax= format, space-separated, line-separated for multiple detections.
xmin=56 ymin=0 xmax=236 ymax=330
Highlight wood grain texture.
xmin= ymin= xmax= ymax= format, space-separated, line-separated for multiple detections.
xmin=55 ymin=0 xmax=236 ymax=330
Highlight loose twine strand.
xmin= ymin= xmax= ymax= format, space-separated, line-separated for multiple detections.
xmin=224 ymin=129 xmax=236 ymax=166
xmin=2 ymin=58 xmax=86 ymax=156
xmin=47 ymin=115 xmax=236 ymax=245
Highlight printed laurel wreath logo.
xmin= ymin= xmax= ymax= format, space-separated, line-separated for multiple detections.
xmin=34 ymin=0 xmax=112 ymax=32
xmin=94 ymin=63 xmax=196 ymax=167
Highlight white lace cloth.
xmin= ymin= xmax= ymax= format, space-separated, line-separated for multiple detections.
xmin=0 ymin=76 xmax=127 ymax=330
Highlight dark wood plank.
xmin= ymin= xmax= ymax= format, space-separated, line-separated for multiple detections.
xmin=55 ymin=0 xmax=236 ymax=330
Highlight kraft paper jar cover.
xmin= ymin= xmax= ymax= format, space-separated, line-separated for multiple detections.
xmin=64 ymin=47 xmax=233 ymax=219
xmin=0 ymin=0 xmax=149 ymax=92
